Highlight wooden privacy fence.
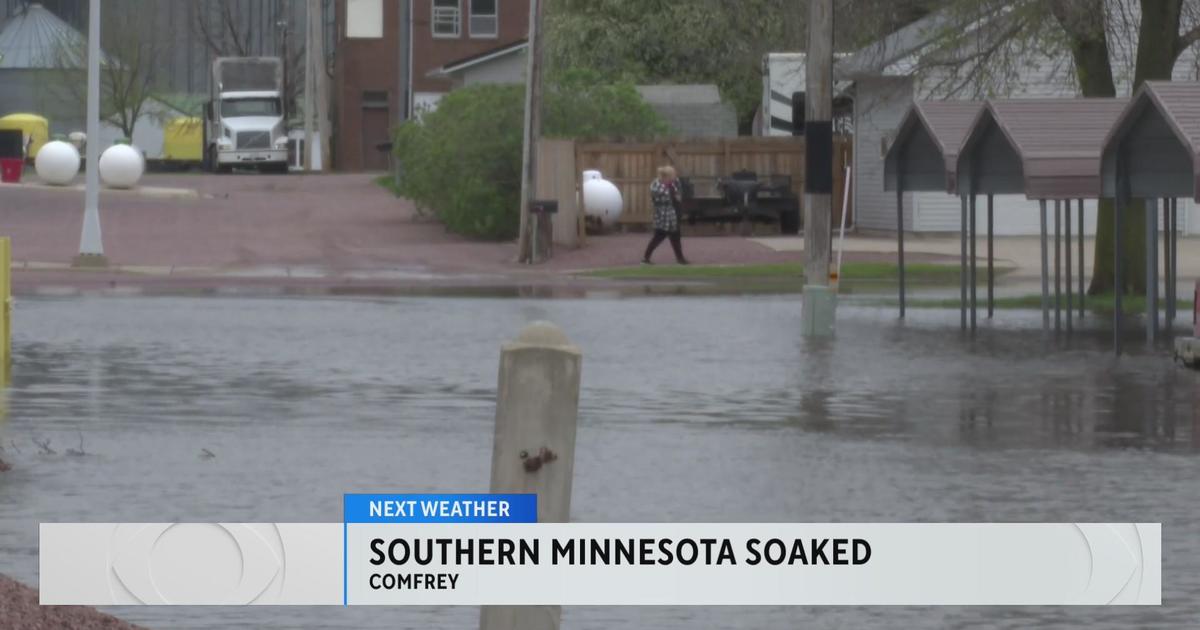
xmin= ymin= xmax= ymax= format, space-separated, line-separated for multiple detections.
xmin=574 ymin=137 xmax=853 ymax=229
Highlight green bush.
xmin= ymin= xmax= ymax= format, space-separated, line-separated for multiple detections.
xmin=393 ymin=73 xmax=665 ymax=240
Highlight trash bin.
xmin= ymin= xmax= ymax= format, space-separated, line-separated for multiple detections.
xmin=0 ymin=159 xmax=21 ymax=184
xmin=0 ymin=129 xmax=22 ymax=183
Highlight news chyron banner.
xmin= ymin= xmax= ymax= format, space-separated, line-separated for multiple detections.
xmin=40 ymin=494 xmax=1161 ymax=606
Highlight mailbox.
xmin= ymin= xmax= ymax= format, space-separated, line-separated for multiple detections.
xmin=530 ymin=200 xmax=559 ymax=214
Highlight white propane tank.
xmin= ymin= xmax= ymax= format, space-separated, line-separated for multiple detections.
xmin=98 ymin=144 xmax=144 ymax=189
xmin=583 ymin=177 xmax=623 ymax=227
xmin=34 ymin=140 xmax=81 ymax=186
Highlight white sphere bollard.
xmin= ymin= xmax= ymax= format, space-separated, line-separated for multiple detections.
xmin=34 ymin=140 xmax=81 ymax=186
xmin=583 ymin=178 xmax=624 ymax=227
xmin=98 ymin=144 xmax=144 ymax=189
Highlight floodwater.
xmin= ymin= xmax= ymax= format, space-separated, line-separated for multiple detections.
xmin=0 ymin=296 xmax=1198 ymax=629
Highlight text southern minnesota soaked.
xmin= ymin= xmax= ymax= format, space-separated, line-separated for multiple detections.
xmin=367 ymin=537 xmax=871 ymax=591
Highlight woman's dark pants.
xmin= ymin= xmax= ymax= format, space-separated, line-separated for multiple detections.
xmin=644 ymin=230 xmax=685 ymax=262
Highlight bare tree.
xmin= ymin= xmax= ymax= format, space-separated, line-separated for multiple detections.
xmin=191 ymin=0 xmax=254 ymax=57
xmin=861 ymin=0 xmax=1200 ymax=295
xmin=51 ymin=0 xmax=166 ymax=139
xmin=190 ymin=0 xmax=331 ymax=116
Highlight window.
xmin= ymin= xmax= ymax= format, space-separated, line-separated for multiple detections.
xmin=469 ymin=0 xmax=497 ymax=38
xmin=432 ymin=0 xmax=461 ymax=38
xmin=347 ymin=0 xmax=384 ymax=38
xmin=221 ymin=98 xmax=282 ymax=117
xmin=362 ymin=91 xmax=389 ymax=109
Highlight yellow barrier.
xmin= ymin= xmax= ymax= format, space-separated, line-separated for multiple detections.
xmin=1 ymin=237 xmax=9 ymax=386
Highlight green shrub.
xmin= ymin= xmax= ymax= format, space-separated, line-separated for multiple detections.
xmin=393 ymin=74 xmax=665 ymax=240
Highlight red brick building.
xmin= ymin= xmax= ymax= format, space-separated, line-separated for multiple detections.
xmin=335 ymin=0 xmax=530 ymax=171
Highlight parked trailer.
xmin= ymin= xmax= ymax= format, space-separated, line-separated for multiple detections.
xmin=680 ymin=171 xmax=801 ymax=235
xmin=760 ymin=53 xmax=853 ymax=137
xmin=160 ymin=117 xmax=203 ymax=167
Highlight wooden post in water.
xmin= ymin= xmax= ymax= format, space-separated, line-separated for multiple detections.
xmin=480 ymin=321 xmax=581 ymax=630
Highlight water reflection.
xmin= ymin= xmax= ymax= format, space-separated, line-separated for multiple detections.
xmin=0 ymin=297 xmax=1197 ymax=629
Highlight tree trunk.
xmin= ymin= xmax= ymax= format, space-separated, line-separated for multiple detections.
xmin=1055 ymin=0 xmax=1181 ymax=296
xmin=1093 ymin=0 xmax=1182 ymax=295
xmin=1133 ymin=0 xmax=1183 ymax=88
xmin=1091 ymin=198 xmax=1147 ymax=295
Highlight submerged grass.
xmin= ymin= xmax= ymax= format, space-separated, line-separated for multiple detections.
xmin=581 ymin=262 xmax=976 ymax=284
xmin=896 ymin=293 xmax=1193 ymax=314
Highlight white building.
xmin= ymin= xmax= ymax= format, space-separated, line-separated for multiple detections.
xmin=766 ymin=6 xmax=1200 ymax=235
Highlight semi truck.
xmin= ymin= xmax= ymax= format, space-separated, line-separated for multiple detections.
xmin=204 ymin=57 xmax=289 ymax=173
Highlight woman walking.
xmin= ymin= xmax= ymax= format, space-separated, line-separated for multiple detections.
xmin=643 ymin=166 xmax=690 ymax=265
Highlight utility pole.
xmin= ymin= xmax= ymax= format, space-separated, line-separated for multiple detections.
xmin=303 ymin=0 xmax=314 ymax=171
xmin=517 ymin=0 xmax=544 ymax=264
xmin=800 ymin=0 xmax=835 ymax=336
xmin=278 ymin=12 xmax=290 ymax=130
xmin=75 ymin=0 xmax=106 ymax=268
xmin=308 ymin=0 xmax=330 ymax=170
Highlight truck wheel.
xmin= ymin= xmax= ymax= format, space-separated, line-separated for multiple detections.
xmin=209 ymin=147 xmax=231 ymax=174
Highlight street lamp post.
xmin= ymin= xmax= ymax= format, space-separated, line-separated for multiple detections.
xmin=75 ymin=0 xmax=106 ymax=268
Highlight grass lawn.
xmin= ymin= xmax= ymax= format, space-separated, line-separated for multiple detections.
xmin=582 ymin=261 xmax=977 ymax=284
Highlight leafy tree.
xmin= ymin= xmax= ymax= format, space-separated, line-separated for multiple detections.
xmin=893 ymin=0 xmax=1200 ymax=295
xmin=545 ymin=0 xmax=799 ymax=132
xmin=393 ymin=75 xmax=666 ymax=240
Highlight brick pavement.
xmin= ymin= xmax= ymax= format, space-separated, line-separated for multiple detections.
xmin=0 ymin=173 xmax=956 ymax=292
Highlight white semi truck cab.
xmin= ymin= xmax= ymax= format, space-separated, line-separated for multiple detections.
xmin=205 ymin=57 xmax=289 ymax=173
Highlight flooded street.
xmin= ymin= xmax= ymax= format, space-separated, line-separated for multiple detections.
xmin=1 ymin=295 xmax=1198 ymax=629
